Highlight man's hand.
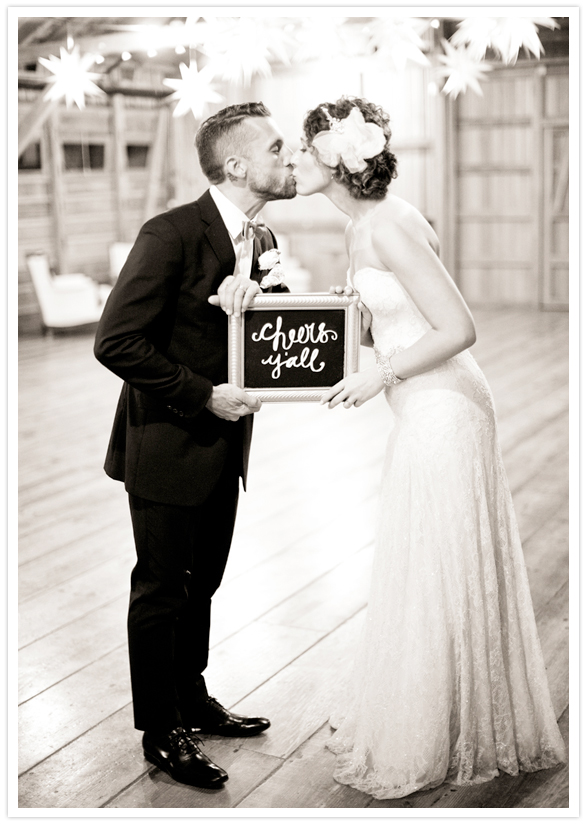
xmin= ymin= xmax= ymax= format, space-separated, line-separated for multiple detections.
xmin=208 ymin=275 xmax=261 ymax=317
xmin=205 ymin=384 xmax=262 ymax=421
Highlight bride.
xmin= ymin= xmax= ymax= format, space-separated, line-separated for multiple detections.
xmin=290 ymin=96 xmax=566 ymax=800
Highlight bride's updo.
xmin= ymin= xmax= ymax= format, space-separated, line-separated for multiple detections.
xmin=303 ymin=96 xmax=397 ymax=201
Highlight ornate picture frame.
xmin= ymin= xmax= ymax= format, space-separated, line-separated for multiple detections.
xmin=228 ymin=292 xmax=362 ymax=402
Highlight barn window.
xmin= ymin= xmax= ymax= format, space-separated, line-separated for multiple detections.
xmin=19 ymin=142 xmax=42 ymax=170
xmin=126 ymin=145 xmax=150 ymax=168
xmin=63 ymin=143 xmax=105 ymax=171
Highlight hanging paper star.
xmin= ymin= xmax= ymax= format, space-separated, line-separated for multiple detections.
xmin=199 ymin=18 xmax=271 ymax=86
xmin=450 ymin=16 xmax=558 ymax=64
xmin=179 ymin=14 xmax=206 ymax=49
xmin=201 ymin=17 xmax=293 ymax=86
xmin=163 ymin=61 xmax=223 ymax=119
xmin=489 ymin=17 xmax=559 ymax=64
xmin=38 ymin=46 xmax=104 ymax=109
xmin=366 ymin=17 xmax=430 ymax=72
xmin=449 ymin=17 xmax=499 ymax=61
xmin=437 ymin=39 xmax=493 ymax=99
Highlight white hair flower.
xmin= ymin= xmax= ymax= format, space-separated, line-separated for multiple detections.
xmin=312 ymin=107 xmax=386 ymax=174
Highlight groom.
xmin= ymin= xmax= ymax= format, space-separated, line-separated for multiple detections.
xmin=94 ymin=102 xmax=295 ymax=789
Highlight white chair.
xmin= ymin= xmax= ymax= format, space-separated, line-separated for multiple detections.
xmin=109 ymin=242 xmax=133 ymax=281
xmin=26 ymin=253 xmax=112 ymax=332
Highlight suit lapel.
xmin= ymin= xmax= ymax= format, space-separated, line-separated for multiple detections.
xmin=197 ymin=190 xmax=236 ymax=272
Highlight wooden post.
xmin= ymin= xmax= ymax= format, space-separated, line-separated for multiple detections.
xmin=143 ymin=104 xmax=169 ymax=223
xmin=44 ymin=110 xmax=68 ymax=273
xmin=18 ymin=93 xmax=60 ymax=156
xmin=169 ymin=114 xmax=204 ymax=207
xmin=111 ymin=94 xmax=128 ymax=241
xmin=441 ymin=94 xmax=458 ymax=285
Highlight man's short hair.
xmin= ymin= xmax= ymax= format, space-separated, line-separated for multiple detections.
xmin=195 ymin=102 xmax=272 ymax=184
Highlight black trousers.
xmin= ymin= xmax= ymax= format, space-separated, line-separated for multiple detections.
xmin=127 ymin=459 xmax=240 ymax=732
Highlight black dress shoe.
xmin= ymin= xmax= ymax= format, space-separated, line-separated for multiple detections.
xmin=143 ymin=726 xmax=228 ymax=789
xmin=187 ymin=696 xmax=271 ymax=737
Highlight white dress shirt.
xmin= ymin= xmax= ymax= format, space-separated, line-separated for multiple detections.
xmin=209 ymin=185 xmax=259 ymax=279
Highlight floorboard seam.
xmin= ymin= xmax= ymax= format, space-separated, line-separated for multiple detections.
xmin=18 ymin=594 xmax=128 ymax=652
xmin=19 ymin=640 xmax=128 ymax=706
xmin=18 ymin=513 xmax=125 ymax=559
xmin=212 ymin=546 xmax=372 ymax=648
xmin=232 ymin=756 xmax=287 ymax=809
xmin=98 ymin=766 xmax=156 ymax=809
xmin=225 ymin=606 xmax=367 ymax=710
xmin=19 ymin=553 xmax=132 ymax=604
xmin=18 ymin=699 xmax=134 ymax=778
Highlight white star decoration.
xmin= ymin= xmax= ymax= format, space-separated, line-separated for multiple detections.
xmin=163 ymin=61 xmax=224 ymax=119
xmin=200 ymin=17 xmax=293 ymax=86
xmin=437 ymin=39 xmax=493 ymax=99
xmin=366 ymin=17 xmax=431 ymax=72
xmin=451 ymin=16 xmax=559 ymax=65
xmin=449 ymin=18 xmax=498 ymax=61
xmin=38 ymin=46 xmax=104 ymax=109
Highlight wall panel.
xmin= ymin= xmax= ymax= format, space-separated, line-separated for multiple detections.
xmin=453 ymin=62 xmax=568 ymax=309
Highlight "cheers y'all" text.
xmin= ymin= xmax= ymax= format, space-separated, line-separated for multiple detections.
xmin=251 ymin=315 xmax=338 ymax=380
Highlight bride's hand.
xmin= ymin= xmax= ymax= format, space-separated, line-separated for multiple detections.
xmin=320 ymin=367 xmax=384 ymax=409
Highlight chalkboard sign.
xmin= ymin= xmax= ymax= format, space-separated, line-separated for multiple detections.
xmin=228 ymin=292 xmax=362 ymax=402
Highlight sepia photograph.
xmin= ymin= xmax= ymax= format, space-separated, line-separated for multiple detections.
xmin=12 ymin=7 xmax=577 ymax=814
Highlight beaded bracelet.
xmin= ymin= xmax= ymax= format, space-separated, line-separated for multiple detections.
xmin=374 ymin=347 xmax=404 ymax=386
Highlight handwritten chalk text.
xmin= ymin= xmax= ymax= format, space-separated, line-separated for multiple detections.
xmin=251 ymin=315 xmax=338 ymax=352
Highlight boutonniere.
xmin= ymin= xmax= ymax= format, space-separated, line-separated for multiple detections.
xmin=258 ymin=249 xmax=285 ymax=289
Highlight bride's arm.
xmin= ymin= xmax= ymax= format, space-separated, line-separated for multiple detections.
xmin=373 ymin=211 xmax=476 ymax=380
xmin=321 ymin=206 xmax=474 ymax=410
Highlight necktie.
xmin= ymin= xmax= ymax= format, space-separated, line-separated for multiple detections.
xmin=241 ymin=217 xmax=266 ymax=241
xmin=233 ymin=220 xmax=259 ymax=279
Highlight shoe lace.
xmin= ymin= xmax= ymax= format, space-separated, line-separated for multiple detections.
xmin=206 ymin=696 xmax=225 ymax=712
xmin=169 ymin=726 xmax=202 ymax=755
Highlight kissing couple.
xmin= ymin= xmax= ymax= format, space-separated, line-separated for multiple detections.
xmin=95 ymin=98 xmax=565 ymax=800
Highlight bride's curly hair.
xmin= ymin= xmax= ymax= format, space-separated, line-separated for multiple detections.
xmin=303 ymin=96 xmax=398 ymax=201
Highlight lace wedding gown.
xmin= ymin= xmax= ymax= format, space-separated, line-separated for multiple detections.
xmin=327 ymin=264 xmax=566 ymax=800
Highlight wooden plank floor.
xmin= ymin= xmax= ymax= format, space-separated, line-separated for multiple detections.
xmin=17 ymin=309 xmax=570 ymax=810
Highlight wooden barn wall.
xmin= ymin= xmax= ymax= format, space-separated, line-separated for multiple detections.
xmin=17 ymin=90 xmax=207 ymax=335
xmin=452 ymin=61 xmax=569 ymax=309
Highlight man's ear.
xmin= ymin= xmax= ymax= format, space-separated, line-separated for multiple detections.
xmin=224 ymin=156 xmax=247 ymax=182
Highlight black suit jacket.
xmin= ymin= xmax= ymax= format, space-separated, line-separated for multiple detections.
xmin=94 ymin=190 xmax=283 ymax=506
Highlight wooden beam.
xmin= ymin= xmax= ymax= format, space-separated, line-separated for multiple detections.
xmin=18 ymin=30 xmax=176 ymax=64
xmin=142 ymin=104 xmax=169 ymax=224
xmin=111 ymin=94 xmax=128 ymax=241
xmin=19 ymin=18 xmax=63 ymax=48
xmin=18 ymin=73 xmax=173 ymax=99
xmin=44 ymin=111 xmax=68 ymax=273
xmin=18 ymin=92 xmax=59 ymax=156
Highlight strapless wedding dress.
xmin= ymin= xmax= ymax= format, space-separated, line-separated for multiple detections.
xmin=327 ymin=266 xmax=566 ymax=800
